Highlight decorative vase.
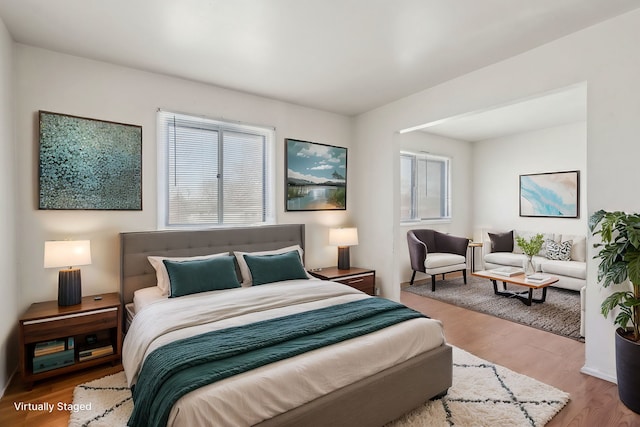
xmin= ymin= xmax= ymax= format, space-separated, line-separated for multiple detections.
xmin=615 ymin=328 xmax=640 ymax=414
xmin=523 ymin=255 xmax=535 ymax=276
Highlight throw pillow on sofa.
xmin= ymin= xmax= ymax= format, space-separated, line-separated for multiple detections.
xmin=546 ymin=240 xmax=572 ymax=261
xmin=488 ymin=231 xmax=513 ymax=252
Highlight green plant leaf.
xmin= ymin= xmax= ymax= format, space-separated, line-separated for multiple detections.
xmin=589 ymin=209 xmax=606 ymax=232
xmin=625 ymin=251 xmax=640 ymax=285
xmin=591 ymin=210 xmax=640 ymax=340
xmin=615 ymin=311 xmax=632 ymax=329
xmin=515 ymin=233 xmax=544 ymax=257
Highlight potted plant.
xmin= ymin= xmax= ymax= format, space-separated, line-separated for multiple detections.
xmin=589 ymin=209 xmax=640 ymax=414
xmin=515 ymin=233 xmax=544 ymax=276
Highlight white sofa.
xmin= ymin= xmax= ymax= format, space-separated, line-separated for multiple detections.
xmin=482 ymin=230 xmax=586 ymax=292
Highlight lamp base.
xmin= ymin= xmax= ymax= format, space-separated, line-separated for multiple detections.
xmin=337 ymin=246 xmax=351 ymax=270
xmin=58 ymin=269 xmax=82 ymax=306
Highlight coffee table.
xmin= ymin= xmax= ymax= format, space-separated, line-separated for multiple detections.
xmin=472 ymin=270 xmax=559 ymax=306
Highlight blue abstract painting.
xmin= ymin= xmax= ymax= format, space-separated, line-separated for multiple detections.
xmin=520 ymin=171 xmax=579 ymax=218
xmin=39 ymin=111 xmax=142 ymax=210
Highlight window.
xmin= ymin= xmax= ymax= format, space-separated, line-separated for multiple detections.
xmin=400 ymin=151 xmax=451 ymax=222
xmin=158 ymin=111 xmax=275 ymax=227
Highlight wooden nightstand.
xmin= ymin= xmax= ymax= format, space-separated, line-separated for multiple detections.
xmin=309 ymin=267 xmax=376 ymax=296
xmin=18 ymin=292 xmax=122 ymax=388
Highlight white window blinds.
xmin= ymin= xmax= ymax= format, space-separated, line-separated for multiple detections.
xmin=400 ymin=151 xmax=451 ymax=222
xmin=158 ymin=111 xmax=275 ymax=227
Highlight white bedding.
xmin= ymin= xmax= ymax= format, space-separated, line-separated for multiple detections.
xmin=123 ymin=279 xmax=445 ymax=427
xmin=132 ymin=285 xmax=165 ymax=314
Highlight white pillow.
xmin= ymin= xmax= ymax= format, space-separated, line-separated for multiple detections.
xmin=234 ymin=245 xmax=311 ymax=286
xmin=148 ymin=252 xmax=229 ymax=295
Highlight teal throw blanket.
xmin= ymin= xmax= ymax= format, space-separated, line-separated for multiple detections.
xmin=129 ymin=298 xmax=425 ymax=427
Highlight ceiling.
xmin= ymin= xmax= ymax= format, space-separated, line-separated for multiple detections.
xmin=0 ymin=1 xmax=638 ymax=116
xmin=408 ymin=84 xmax=587 ymax=142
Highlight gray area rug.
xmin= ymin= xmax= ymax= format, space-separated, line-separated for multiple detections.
xmin=404 ymin=275 xmax=582 ymax=340
xmin=69 ymin=347 xmax=569 ymax=427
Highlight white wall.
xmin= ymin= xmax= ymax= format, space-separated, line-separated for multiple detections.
xmin=0 ymin=16 xmax=17 ymax=393
xmin=14 ymin=45 xmax=353 ymax=319
xmin=472 ymin=121 xmax=588 ymax=243
xmin=354 ymin=8 xmax=640 ymax=382
xmin=395 ymin=131 xmax=473 ymax=284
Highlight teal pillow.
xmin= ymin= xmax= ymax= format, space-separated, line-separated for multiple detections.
xmin=164 ymin=256 xmax=240 ymax=298
xmin=242 ymin=250 xmax=308 ymax=286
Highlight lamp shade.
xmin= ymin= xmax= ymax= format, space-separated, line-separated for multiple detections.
xmin=44 ymin=240 xmax=92 ymax=268
xmin=329 ymin=228 xmax=358 ymax=247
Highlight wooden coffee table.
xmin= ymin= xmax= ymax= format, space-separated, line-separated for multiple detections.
xmin=472 ymin=270 xmax=559 ymax=306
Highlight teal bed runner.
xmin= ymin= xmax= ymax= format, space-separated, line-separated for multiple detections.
xmin=128 ymin=297 xmax=426 ymax=427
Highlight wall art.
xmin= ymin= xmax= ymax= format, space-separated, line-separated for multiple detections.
xmin=285 ymin=138 xmax=347 ymax=211
xmin=39 ymin=111 xmax=142 ymax=210
xmin=519 ymin=170 xmax=579 ymax=218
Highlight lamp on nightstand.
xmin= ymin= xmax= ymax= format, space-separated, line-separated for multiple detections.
xmin=44 ymin=240 xmax=92 ymax=306
xmin=329 ymin=227 xmax=358 ymax=270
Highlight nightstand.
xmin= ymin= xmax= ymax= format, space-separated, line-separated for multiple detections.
xmin=18 ymin=292 xmax=122 ymax=389
xmin=309 ymin=267 xmax=376 ymax=296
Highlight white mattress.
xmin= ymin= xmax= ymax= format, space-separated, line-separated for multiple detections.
xmin=132 ymin=285 xmax=166 ymax=314
xmin=123 ymin=280 xmax=445 ymax=427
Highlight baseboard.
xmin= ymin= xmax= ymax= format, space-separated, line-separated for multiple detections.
xmin=580 ymin=365 xmax=617 ymax=384
xmin=0 ymin=366 xmax=17 ymax=398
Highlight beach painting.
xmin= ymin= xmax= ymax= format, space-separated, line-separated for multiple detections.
xmin=519 ymin=170 xmax=579 ymax=218
xmin=286 ymin=139 xmax=347 ymax=211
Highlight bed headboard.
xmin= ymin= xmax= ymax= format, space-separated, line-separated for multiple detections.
xmin=120 ymin=224 xmax=305 ymax=305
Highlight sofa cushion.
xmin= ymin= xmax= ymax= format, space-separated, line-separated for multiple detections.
xmin=541 ymin=259 xmax=587 ymax=280
xmin=546 ymin=240 xmax=572 ymax=261
xmin=488 ymin=231 xmax=513 ymax=252
xmin=561 ymin=234 xmax=587 ymax=262
xmin=484 ymin=252 xmax=546 ymax=270
xmin=425 ymin=253 xmax=466 ymax=269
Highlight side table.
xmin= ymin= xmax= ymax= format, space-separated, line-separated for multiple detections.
xmin=18 ymin=292 xmax=122 ymax=388
xmin=468 ymin=242 xmax=483 ymax=272
xmin=308 ymin=267 xmax=376 ymax=296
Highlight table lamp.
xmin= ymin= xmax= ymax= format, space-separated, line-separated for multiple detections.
xmin=329 ymin=227 xmax=358 ymax=270
xmin=44 ymin=240 xmax=92 ymax=306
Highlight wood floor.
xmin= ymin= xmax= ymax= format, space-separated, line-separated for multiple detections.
xmin=1 ymin=290 xmax=639 ymax=426
xmin=401 ymin=289 xmax=640 ymax=427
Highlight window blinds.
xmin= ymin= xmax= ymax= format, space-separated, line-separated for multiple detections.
xmin=157 ymin=110 xmax=275 ymax=227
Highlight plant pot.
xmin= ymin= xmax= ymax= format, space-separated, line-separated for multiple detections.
xmin=615 ymin=328 xmax=640 ymax=414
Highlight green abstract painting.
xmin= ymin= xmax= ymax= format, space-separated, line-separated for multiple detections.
xmin=39 ymin=111 xmax=142 ymax=210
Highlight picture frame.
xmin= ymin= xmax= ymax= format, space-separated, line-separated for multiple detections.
xmin=38 ymin=111 xmax=143 ymax=210
xmin=519 ymin=170 xmax=579 ymax=218
xmin=285 ymin=138 xmax=347 ymax=211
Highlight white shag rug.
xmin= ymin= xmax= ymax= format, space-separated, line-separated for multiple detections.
xmin=70 ymin=347 xmax=569 ymax=427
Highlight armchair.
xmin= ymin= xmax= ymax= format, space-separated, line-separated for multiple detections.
xmin=407 ymin=229 xmax=470 ymax=291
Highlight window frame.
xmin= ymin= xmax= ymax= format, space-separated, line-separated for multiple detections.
xmin=400 ymin=150 xmax=452 ymax=223
xmin=157 ymin=110 xmax=275 ymax=229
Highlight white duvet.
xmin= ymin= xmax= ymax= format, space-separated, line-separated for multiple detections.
xmin=123 ymin=279 xmax=445 ymax=427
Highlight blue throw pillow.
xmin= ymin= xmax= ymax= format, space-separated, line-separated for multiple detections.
xmin=164 ymin=256 xmax=240 ymax=298
xmin=242 ymin=250 xmax=308 ymax=286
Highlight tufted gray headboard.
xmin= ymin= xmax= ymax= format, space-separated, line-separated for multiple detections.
xmin=119 ymin=224 xmax=305 ymax=305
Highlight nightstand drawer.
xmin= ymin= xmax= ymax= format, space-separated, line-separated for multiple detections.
xmin=336 ymin=273 xmax=375 ymax=294
xmin=22 ymin=307 xmax=118 ymax=344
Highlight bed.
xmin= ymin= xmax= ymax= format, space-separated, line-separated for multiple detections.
xmin=120 ymin=224 xmax=452 ymax=427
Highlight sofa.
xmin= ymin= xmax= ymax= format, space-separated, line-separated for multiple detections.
xmin=482 ymin=230 xmax=586 ymax=292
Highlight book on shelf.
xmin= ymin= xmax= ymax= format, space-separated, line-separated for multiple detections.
xmin=34 ymin=339 xmax=66 ymax=357
xmin=34 ymin=336 xmax=75 ymax=357
xmin=32 ymin=349 xmax=75 ymax=373
xmin=525 ymin=273 xmax=550 ymax=282
xmin=78 ymin=343 xmax=114 ymax=362
xmin=489 ymin=266 xmax=524 ymax=277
